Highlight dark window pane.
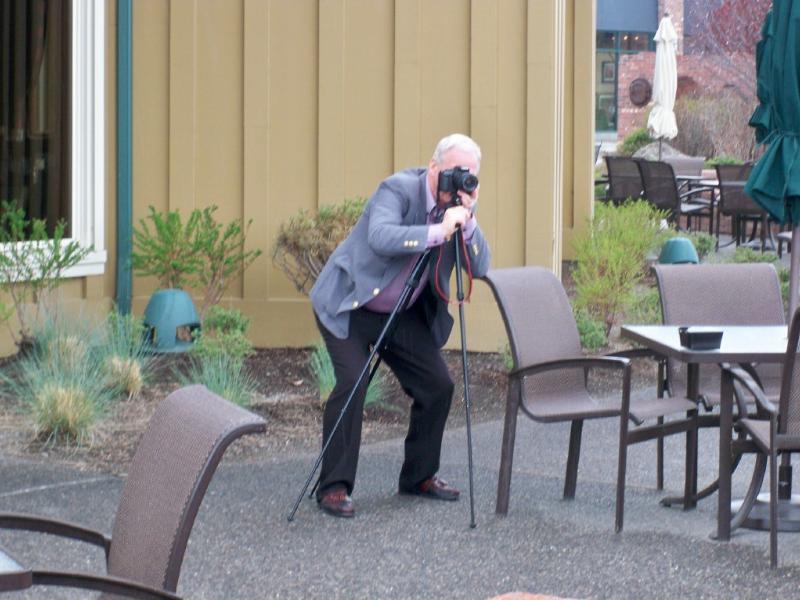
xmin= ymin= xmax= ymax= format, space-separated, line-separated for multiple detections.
xmin=0 ymin=0 xmax=71 ymax=237
xmin=620 ymin=31 xmax=650 ymax=51
xmin=597 ymin=31 xmax=616 ymax=49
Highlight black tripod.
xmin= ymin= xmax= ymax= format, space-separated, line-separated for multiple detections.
xmin=286 ymin=223 xmax=477 ymax=528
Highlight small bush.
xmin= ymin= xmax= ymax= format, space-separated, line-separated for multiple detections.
xmin=0 ymin=201 xmax=91 ymax=345
xmin=705 ymin=155 xmax=744 ymax=168
xmin=627 ymin=286 xmax=662 ymax=325
xmin=191 ymin=306 xmax=254 ymax=364
xmin=618 ymin=128 xmax=653 ymax=156
xmin=273 ymin=197 xmax=367 ymax=295
xmin=309 ymin=341 xmax=384 ymax=408
xmin=181 ymin=353 xmax=256 ymax=407
xmin=574 ymin=310 xmax=607 ymax=352
xmin=572 ymin=201 xmax=669 ymax=334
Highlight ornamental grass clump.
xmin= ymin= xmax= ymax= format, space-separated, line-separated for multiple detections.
xmin=7 ymin=317 xmax=113 ymax=445
xmin=181 ymin=352 xmax=257 ymax=408
xmin=308 ymin=341 xmax=384 ymax=409
xmin=98 ymin=312 xmax=151 ymax=399
xmin=572 ymin=201 xmax=669 ymax=335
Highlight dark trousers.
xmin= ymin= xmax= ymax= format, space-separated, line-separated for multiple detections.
xmin=315 ymin=300 xmax=454 ymax=498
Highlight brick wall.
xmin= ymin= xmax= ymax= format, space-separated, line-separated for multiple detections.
xmin=616 ymin=51 xmax=755 ymax=139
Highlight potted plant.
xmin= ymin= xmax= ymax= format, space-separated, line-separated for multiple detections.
xmin=132 ymin=206 xmax=203 ymax=352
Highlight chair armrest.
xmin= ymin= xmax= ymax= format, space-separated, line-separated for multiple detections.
xmin=605 ymin=347 xmax=666 ymax=362
xmin=32 ymin=570 xmax=182 ymax=599
xmin=720 ymin=365 xmax=777 ymax=416
xmin=679 ymin=186 xmax=715 ymax=202
xmin=0 ymin=513 xmax=111 ymax=557
xmin=509 ymin=356 xmax=630 ymax=381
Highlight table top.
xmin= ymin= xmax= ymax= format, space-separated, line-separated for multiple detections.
xmin=621 ymin=325 xmax=788 ymax=363
xmin=0 ymin=546 xmax=31 ymax=591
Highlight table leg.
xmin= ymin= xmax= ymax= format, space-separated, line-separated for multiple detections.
xmin=685 ymin=363 xmax=699 ymax=508
xmin=716 ymin=367 xmax=734 ymax=541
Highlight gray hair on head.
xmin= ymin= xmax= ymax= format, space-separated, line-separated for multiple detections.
xmin=432 ymin=133 xmax=482 ymax=172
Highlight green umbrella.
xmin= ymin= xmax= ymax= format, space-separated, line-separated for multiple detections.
xmin=745 ymin=0 xmax=800 ymax=314
xmin=749 ymin=9 xmax=774 ymax=144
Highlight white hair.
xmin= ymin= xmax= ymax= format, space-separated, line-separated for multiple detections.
xmin=431 ymin=133 xmax=481 ymax=172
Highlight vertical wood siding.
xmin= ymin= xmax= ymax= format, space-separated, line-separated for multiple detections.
xmin=127 ymin=0 xmax=596 ymax=351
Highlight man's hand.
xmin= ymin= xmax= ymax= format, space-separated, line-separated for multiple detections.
xmin=456 ymin=184 xmax=479 ymax=216
xmin=441 ymin=205 xmax=472 ymax=240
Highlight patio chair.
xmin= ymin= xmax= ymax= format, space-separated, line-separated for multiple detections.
xmin=714 ymin=163 xmax=768 ymax=251
xmin=0 ymin=385 xmax=266 ymax=598
xmin=603 ymin=156 xmax=643 ymax=204
xmin=723 ymin=306 xmax=800 ymax=568
xmin=637 ymin=159 xmax=714 ymax=232
xmin=484 ymin=267 xmax=697 ymax=532
xmin=654 ymin=263 xmax=784 ymax=502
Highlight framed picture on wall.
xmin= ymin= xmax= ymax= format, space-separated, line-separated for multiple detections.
xmin=601 ymin=61 xmax=615 ymax=83
xmin=597 ymin=94 xmax=616 ymax=128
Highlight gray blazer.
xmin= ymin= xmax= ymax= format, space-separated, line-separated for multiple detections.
xmin=310 ymin=167 xmax=491 ymax=347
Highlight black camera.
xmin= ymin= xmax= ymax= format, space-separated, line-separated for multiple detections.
xmin=437 ymin=166 xmax=479 ymax=196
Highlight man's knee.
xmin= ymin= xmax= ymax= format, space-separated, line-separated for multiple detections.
xmin=429 ymin=369 xmax=454 ymax=399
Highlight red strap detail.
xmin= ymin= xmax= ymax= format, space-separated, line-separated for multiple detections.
xmin=433 ymin=234 xmax=474 ymax=305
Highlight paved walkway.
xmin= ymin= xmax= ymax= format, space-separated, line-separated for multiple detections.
xmin=3 ymin=394 xmax=800 ymax=599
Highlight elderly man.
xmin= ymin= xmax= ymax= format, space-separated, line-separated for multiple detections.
xmin=310 ymin=133 xmax=491 ymax=518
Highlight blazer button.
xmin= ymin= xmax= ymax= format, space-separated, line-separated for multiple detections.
xmin=373 ymin=288 xmax=380 ymax=296
xmin=352 ymin=301 xmax=359 ymax=308
xmin=403 ymin=241 xmax=409 ymax=247
xmin=473 ymin=243 xmax=479 ymax=254
xmin=413 ymin=240 xmax=419 ymax=247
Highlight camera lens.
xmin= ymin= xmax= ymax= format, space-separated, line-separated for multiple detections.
xmin=460 ymin=173 xmax=478 ymax=194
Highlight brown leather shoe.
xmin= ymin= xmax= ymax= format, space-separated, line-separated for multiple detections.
xmin=317 ymin=487 xmax=355 ymax=518
xmin=399 ymin=475 xmax=460 ymax=501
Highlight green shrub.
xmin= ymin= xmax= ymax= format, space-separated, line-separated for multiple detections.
xmin=193 ymin=206 xmax=262 ymax=318
xmin=627 ymin=286 xmax=662 ymax=325
xmin=618 ymin=128 xmax=652 ymax=156
xmin=0 ymin=201 xmax=91 ymax=345
xmin=574 ymin=310 xmax=607 ymax=352
xmin=132 ymin=206 xmax=205 ymax=290
xmin=191 ymin=306 xmax=254 ymax=365
xmin=181 ymin=353 xmax=256 ymax=407
xmin=572 ymin=201 xmax=669 ymax=334
xmin=309 ymin=341 xmax=384 ymax=408
xmin=133 ymin=206 xmax=261 ymax=316
xmin=705 ymin=155 xmax=744 ymax=168
xmin=272 ymin=197 xmax=368 ymax=295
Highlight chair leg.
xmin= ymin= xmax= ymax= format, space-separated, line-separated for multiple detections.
xmin=731 ymin=454 xmax=767 ymax=531
xmin=616 ymin=420 xmax=630 ymax=533
xmin=656 ymin=416 xmax=664 ymax=490
xmin=564 ymin=419 xmax=583 ymax=499
xmin=770 ymin=446 xmax=778 ymax=569
xmin=496 ymin=381 xmax=520 ymax=516
xmin=683 ymin=411 xmax=699 ymax=510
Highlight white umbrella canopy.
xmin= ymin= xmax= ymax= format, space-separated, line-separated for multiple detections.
xmin=647 ymin=14 xmax=679 ymax=145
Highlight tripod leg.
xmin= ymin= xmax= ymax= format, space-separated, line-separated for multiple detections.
xmin=454 ymin=228 xmax=477 ymax=529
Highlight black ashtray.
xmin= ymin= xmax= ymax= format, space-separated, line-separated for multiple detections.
xmin=678 ymin=326 xmax=723 ymax=350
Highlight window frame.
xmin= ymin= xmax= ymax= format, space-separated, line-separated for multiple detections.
xmin=0 ymin=0 xmax=106 ymax=278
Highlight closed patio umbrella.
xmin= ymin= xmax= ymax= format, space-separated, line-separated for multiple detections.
xmin=745 ymin=0 xmax=800 ymax=315
xmin=744 ymin=0 xmax=800 ymax=526
xmin=647 ymin=13 xmax=678 ymax=159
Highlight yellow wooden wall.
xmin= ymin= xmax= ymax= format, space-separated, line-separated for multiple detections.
xmin=119 ymin=0 xmax=598 ymax=352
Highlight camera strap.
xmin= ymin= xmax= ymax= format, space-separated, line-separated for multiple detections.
xmin=432 ymin=230 xmax=473 ymax=304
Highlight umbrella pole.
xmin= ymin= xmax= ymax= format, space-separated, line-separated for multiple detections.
xmin=658 ymin=138 xmax=662 ymax=161
xmin=791 ymin=225 xmax=800 ymax=319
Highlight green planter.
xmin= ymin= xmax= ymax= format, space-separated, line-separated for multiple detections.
xmin=143 ymin=289 xmax=200 ymax=353
xmin=659 ymin=237 xmax=699 ymax=265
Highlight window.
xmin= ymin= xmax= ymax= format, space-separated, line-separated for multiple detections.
xmin=0 ymin=0 xmax=105 ymax=277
